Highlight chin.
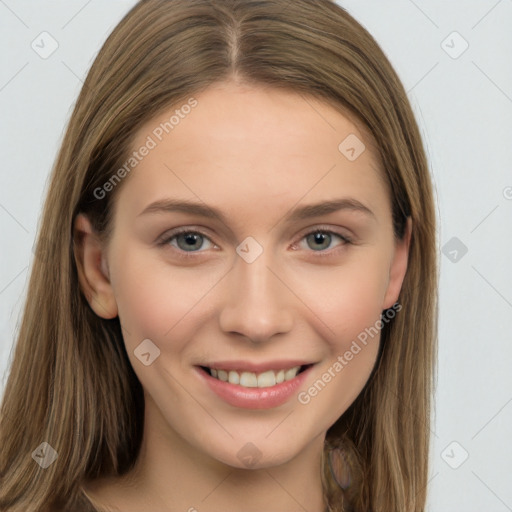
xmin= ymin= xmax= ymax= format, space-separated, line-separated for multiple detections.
xmin=203 ymin=436 xmax=310 ymax=471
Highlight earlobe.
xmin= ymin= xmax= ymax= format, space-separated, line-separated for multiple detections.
xmin=73 ymin=213 xmax=118 ymax=319
xmin=382 ymin=217 xmax=412 ymax=310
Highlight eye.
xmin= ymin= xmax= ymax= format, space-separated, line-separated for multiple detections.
xmin=158 ymin=228 xmax=215 ymax=256
xmin=157 ymin=226 xmax=352 ymax=259
xmin=293 ymin=228 xmax=352 ymax=255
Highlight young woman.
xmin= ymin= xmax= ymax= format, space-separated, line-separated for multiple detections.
xmin=0 ymin=1 xmax=438 ymax=511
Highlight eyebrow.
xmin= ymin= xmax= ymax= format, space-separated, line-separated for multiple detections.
xmin=137 ymin=197 xmax=375 ymax=224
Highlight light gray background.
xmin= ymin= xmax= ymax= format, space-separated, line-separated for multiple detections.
xmin=1 ymin=1 xmax=511 ymax=510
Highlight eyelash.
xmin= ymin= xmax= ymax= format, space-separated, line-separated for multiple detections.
xmin=157 ymin=226 xmax=353 ymax=261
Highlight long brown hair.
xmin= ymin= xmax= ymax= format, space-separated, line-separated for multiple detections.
xmin=0 ymin=1 xmax=438 ymax=510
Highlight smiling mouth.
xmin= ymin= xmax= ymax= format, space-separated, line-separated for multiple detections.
xmin=199 ymin=364 xmax=312 ymax=388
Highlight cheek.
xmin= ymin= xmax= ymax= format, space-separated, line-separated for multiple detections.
xmin=321 ymin=274 xmax=384 ymax=378
xmin=302 ymin=254 xmax=389 ymax=343
xmin=108 ymin=246 xmax=222 ymax=352
xmin=294 ymin=258 xmax=388 ymax=419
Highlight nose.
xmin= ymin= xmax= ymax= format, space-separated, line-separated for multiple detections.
xmin=218 ymin=246 xmax=294 ymax=343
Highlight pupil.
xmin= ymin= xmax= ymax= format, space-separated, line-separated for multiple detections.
xmin=309 ymin=232 xmax=330 ymax=250
xmin=179 ymin=233 xmax=202 ymax=250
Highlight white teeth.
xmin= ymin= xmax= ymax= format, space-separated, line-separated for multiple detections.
xmin=228 ymin=370 xmax=240 ymax=385
xmin=257 ymin=370 xmax=276 ymax=387
xmin=208 ymin=365 xmax=304 ymax=388
xmin=239 ymin=372 xmax=258 ymax=387
xmin=285 ymin=366 xmax=300 ymax=380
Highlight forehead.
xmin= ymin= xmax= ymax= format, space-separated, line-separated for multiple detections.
xmin=113 ymin=82 xmax=390 ymax=226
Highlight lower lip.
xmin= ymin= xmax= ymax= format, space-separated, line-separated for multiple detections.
xmin=195 ymin=365 xmax=314 ymax=409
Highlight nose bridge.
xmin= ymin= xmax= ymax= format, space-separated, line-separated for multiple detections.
xmin=219 ymin=241 xmax=293 ymax=341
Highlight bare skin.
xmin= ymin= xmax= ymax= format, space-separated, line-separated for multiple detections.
xmin=75 ymin=80 xmax=411 ymax=512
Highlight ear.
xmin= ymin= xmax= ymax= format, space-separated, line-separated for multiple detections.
xmin=73 ymin=213 xmax=118 ymax=319
xmin=382 ymin=216 xmax=412 ymax=310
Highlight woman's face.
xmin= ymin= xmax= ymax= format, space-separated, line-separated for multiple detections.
xmin=81 ymin=80 xmax=410 ymax=470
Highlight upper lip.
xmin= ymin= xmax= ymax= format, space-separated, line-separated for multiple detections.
xmin=198 ymin=360 xmax=315 ymax=373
